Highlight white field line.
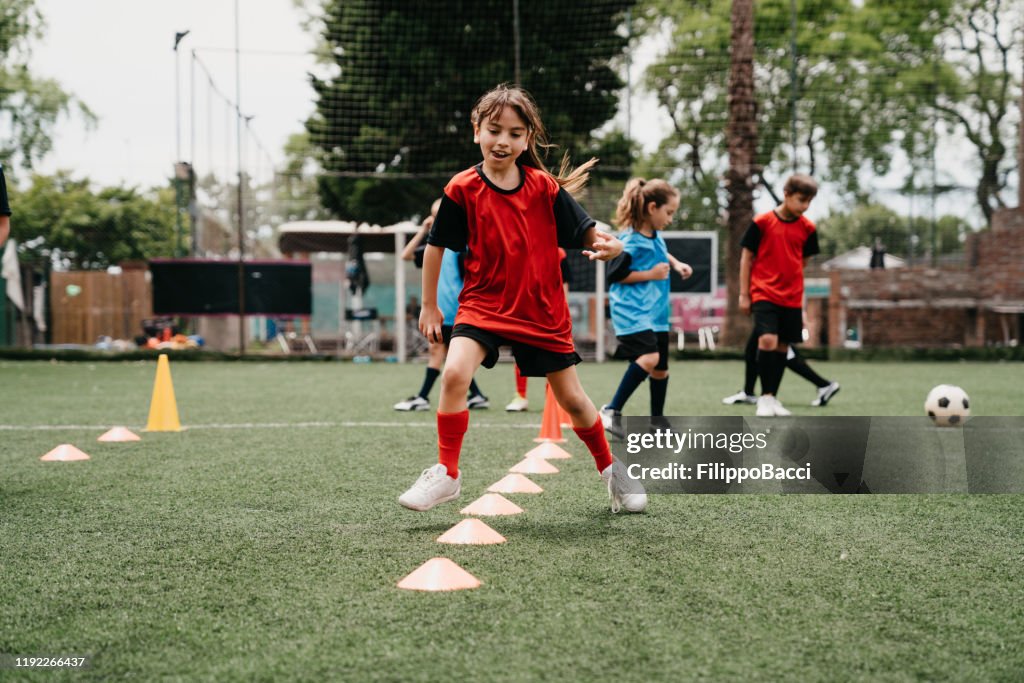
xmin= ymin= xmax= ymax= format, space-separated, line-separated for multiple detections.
xmin=0 ymin=420 xmax=541 ymax=431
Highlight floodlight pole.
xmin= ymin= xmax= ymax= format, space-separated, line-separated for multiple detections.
xmin=512 ymin=0 xmax=521 ymax=84
xmin=173 ymin=30 xmax=190 ymax=258
xmin=235 ymin=0 xmax=246 ymax=354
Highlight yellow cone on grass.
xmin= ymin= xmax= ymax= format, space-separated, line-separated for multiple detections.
xmin=146 ymin=353 xmax=181 ymax=431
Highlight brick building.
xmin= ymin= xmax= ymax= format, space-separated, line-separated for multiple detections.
xmin=818 ymin=207 xmax=1024 ymax=349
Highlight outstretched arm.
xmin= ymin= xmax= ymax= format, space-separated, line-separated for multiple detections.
xmin=580 ymin=226 xmax=623 ymax=261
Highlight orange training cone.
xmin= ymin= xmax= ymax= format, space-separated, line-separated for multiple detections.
xmin=488 ymin=474 xmax=544 ymax=494
xmin=533 ymin=383 xmax=567 ymax=443
xmin=437 ymin=519 xmax=507 ymax=545
xmin=397 ymin=557 xmax=481 ymax=591
xmin=98 ymin=427 xmax=141 ymax=442
xmin=40 ymin=444 xmax=91 ymax=462
xmin=145 ymin=353 xmax=181 ymax=431
xmin=460 ymin=493 xmax=524 ymax=516
xmin=510 ymin=457 xmax=559 ymax=474
xmin=525 ymin=441 xmax=572 ymax=460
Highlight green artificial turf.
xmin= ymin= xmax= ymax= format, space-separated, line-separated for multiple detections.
xmin=1 ymin=359 xmax=1022 ymax=681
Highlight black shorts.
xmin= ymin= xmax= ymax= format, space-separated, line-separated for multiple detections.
xmin=451 ymin=323 xmax=581 ymax=377
xmin=613 ymin=330 xmax=669 ymax=371
xmin=440 ymin=325 xmax=453 ymax=345
xmin=752 ymin=301 xmax=803 ymax=345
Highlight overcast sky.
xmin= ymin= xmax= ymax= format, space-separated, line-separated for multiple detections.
xmin=30 ymin=0 xmax=318 ymax=189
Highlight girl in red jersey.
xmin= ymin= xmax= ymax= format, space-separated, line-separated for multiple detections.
xmin=398 ymin=83 xmax=647 ymax=514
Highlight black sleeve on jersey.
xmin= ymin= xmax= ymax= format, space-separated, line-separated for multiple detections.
xmin=0 ymin=165 xmax=10 ymax=216
xmin=740 ymin=221 xmax=760 ymax=253
xmin=457 ymin=251 xmax=466 ymax=280
xmin=605 ymin=252 xmax=634 ymax=283
xmin=553 ymin=187 xmax=595 ymax=248
xmin=559 ymin=254 xmax=571 ymax=286
xmin=427 ymin=193 xmax=468 ymax=252
xmin=412 ymin=244 xmax=426 ymax=269
xmin=803 ymin=230 xmax=820 ymax=258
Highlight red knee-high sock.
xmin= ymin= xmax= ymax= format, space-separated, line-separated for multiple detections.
xmin=573 ymin=416 xmax=614 ymax=472
xmin=437 ymin=410 xmax=469 ymax=479
xmin=514 ymin=365 xmax=528 ymax=398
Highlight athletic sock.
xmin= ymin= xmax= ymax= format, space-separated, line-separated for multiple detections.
xmin=514 ymin=364 xmax=527 ymax=398
xmin=786 ymin=349 xmax=829 ymax=388
xmin=743 ymin=332 xmax=759 ymax=395
xmin=758 ymin=350 xmax=787 ymax=396
xmin=608 ymin=362 xmax=649 ymax=412
xmin=573 ymin=416 xmax=614 ymax=472
xmin=436 ymin=410 xmax=469 ymax=479
xmin=418 ymin=367 xmax=441 ymax=399
xmin=649 ymin=376 xmax=668 ymax=417
xmin=468 ymin=378 xmax=485 ymax=398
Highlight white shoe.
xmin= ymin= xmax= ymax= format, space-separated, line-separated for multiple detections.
xmin=394 ymin=395 xmax=430 ymax=411
xmin=467 ymin=394 xmax=490 ymax=410
xmin=505 ymin=395 xmax=529 ymax=412
xmin=600 ymin=460 xmax=647 ymax=513
xmin=772 ymin=396 xmax=792 ymax=416
xmin=599 ymin=405 xmax=624 ymax=439
xmin=398 ymin=464 xmax=462 ymax=511
xmin=811 ymin=381 xmax=841 ymax=407
xmin=757 ymin=395 xmax=792 ymax=417
xmin=722 ymin=390 xmax=758 ymax=405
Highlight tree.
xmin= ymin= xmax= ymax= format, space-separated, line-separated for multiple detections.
xmin=8 ymin=173 xmax=177 ymax=269
xmin=0 ymin=0 xmax=93 ymax=168
xmin=307 ymin=0 xmax=635 ymax=224
xmin=816 ymin=203 xmax=971 ymax=261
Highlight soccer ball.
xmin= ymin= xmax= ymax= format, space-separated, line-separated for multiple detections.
xmin=924 ymin=384 xmax=970 ymax=427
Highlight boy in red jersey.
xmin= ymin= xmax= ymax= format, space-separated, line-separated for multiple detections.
xmin=738 ymin=174 xmax=820 ymax=417
xmin=398 ymin=84 xmax=647 ymax=514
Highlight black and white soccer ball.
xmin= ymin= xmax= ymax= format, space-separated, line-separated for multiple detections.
xmin=924 ymin=384 xmax=970 ymax=427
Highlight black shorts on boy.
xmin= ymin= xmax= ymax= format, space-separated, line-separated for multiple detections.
xmin=613 ymin=330 xmax=669 ymax=371
xmin=752 ymin=301 xmax=803 ymax=344
xmin=451 ymin=323 xmax=581 ymax=377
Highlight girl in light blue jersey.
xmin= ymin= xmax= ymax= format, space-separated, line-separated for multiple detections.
xmin=600 ymin=179 xmax=692 ymax=434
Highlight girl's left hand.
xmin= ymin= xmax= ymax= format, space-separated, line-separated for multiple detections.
xmin=582 ymin=230 xmax=623 ymax=261
xmin=674 ymin=261 xmax=693 ymax=279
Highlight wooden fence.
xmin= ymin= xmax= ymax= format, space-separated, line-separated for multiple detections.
xmin=50 ymin=269 xmax=152 ymax=345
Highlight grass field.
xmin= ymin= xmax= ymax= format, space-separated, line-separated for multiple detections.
xmin=2 ymin=358 xmax=1022 ymax=681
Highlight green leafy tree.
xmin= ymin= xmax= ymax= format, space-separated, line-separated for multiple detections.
xmin=9 ymin=173 xmax=177 ymax=269
xmin=307 ymin=0 xmax=635 ymax=224
xmin=817 ymin=202 xmax=971 ymax=261
xmin=0 ymin=0 xmax=94 ymax=168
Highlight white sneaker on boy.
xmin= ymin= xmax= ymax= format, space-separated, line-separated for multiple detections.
xmin=811 ymin=381 xmax=841 ymax=407
xmin=394 ymin=395 xmax=430 ymax=412
xmin=756 ymin=395 xmax=792 ymax=417
xmin=398 ymin=464 xmax=462 ymax=511
xmin=722 ymin=390 xmax=759 ymax=405
xmin=466 ymin=394 xmax=490 ymax=410
xmin=598 ymin=405 xmax=625 ymax=439
xmin=600 ymin=459 xmax=648 ymax=513
xmin=505 ymin=395 xmax=529 ymax=412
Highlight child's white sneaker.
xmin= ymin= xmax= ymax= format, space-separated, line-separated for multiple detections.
xmin=398 ymin=464 xmax=462 ymax=511
xmin=722 ymin=390 xmax=758 ymax=405
xmin=505 ymin=395 xmax=529 ymax=412
xmin=394 ymin=395 xmax=430 ymax=411
xmin=600 ymin=459 xmax=647 ymax=513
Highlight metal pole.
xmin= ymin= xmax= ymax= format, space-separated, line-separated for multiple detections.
xmin=790 ymin=0 xmax=798 ymax=171
xmin=595 ymin=260 xmax=606 ymax=362
xmin=190 ymin=49 xmax=198 ymax=257
xmin=394 ymin=230 xmax=406 ymax=362
xmin=625 ymin=7 xmax=632 ymax=142
xmin=173 ymin=31 xmax=189 ymax=258
xmin=235 ymin=0 xmax=246 ymax=354
xmin=512 ymin=0 xmax=521 ymax=85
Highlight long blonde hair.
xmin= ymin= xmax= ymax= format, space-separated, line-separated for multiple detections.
xmin=471 ymin=83 xmax=597 ymax=196
xmin=614 ymin=178 xmax=678 ymax=229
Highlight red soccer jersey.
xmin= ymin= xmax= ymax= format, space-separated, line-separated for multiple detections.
xmin=742 ymin=210 xmax=819 ymax=308
xmin=426 ymin=163 xmax=594 ymax=353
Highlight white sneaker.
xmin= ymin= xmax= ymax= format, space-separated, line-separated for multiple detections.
xmin=467 ymin=394 xmax=490 ymax=410
xmin=599 ymin=405 xmax=624 ymax=439
xmin=772 ymin=396 xmax=792 ymax=416
xmin=722 ymin=390 xmax=758 ymax=405
xmin=600 ymin=460 xmax=647 ymax=513
xmin=398 ymin=464 xmax=462 ymax=511
xmin=394 ymin=395 xmax=430 ymax=411
xmin=811 ymin=381 xmax=841 ymax=407
xmin=505 ymin=395 xmax=529 ymax=412
xmin=756 ymin=395 xmax=788 ymax=417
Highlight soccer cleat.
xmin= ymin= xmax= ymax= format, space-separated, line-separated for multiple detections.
xmin=466 ymin=394 xmax=490 ymax=410
xmin=722 ymin=390 xmax=758 ymax=405
xmin=394 ymin=395 xmax=430 ymax=411
xmin=772 ymin=396 xmax=792 ymax=416
xmin=811 ymin=381 xmax=841 ymax=407
xmin=504 ymin=395 xmax=529 ymax=412
xmin=756 ymin=395 xmax=791 ymax=417
xmin=600 ymin=459 xmax=648 ymax=513
xmin=398 ymin=463 xmax=462 ymax=511
xmin=599 ymin=404 xmax=625 ymax=440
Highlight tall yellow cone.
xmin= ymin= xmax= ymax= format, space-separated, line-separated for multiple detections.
xmin=146 ymin=354 xmax=181 ymax=431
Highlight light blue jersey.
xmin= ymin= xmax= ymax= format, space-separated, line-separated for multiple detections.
xmin=609 ymin=229 xmax=670 ymax=335
xmin=437 ymin=249 xmax=463 ymax=324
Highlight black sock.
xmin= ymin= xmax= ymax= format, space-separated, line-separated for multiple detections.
xmin=418 ymin=367 xmax=440 ymax=399
xmin=608 ymin=362 xmax=649 ymax=412
xmin=786 ymin=349 xmax=829 ymax=388
xmin=649 ymin=376 xmax=668 ymax=416
xmin=468 ymin=378 xmax=485 ymax=398
xmin=758 ymin=350 xmax=787 ymax=396
xmin=743 ymin=332 xmax=759 ymax=395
